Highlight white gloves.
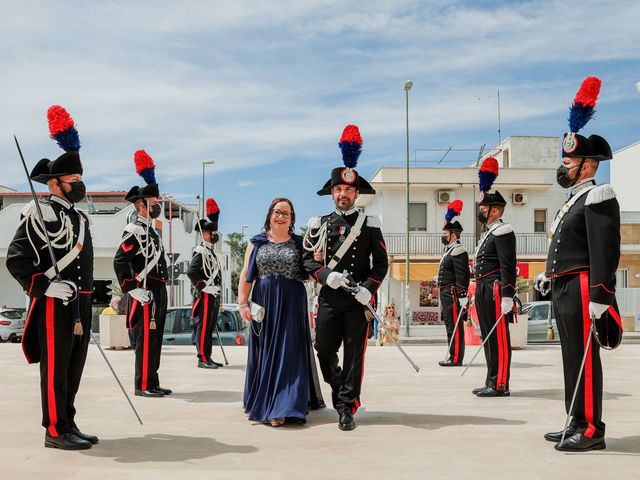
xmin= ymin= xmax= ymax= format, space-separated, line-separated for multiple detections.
xmin=459 ymin=297 xmax=468 ymax=308
xmin=326 ymin=271 xmax=343 ymax=289
xmin=203 ymin=285 xmax=221 ymax=297
xmin=534 ymin=272 xmax=551 ymax=296
xmin=45 ymin=281 xmax=75 ymax=301
xmin=129 ymin=288 xmax=150 ymax=304
xmin=589 ymin=302 xmax=609 ymax=319
xmin=432 ymin=276 xmax=438 ymax=286
xmin=501 ymin=297 xmax=514 ymax=315
xmin=354 ymin=286 xmax=372 ymax=305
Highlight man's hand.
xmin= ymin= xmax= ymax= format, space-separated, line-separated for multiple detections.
xmin=534 ymin=272 xmax=551 ymax=296
xmin=45 ymin=281 xmax=75 ymax=301
xmin=313 ymin=250 xmax=324 ymax=262
xmin=354 ymin=286 xmax=372 ymax=305
xmin=129 ymin=288 xmax=150 ymax=304
xmin=326 ymin=271 xmax=342 ymax=289
xmin=501 ymin=297 xmax=514 ymax=315
xmin=203 ymin=285 xmax=221 ymax=297
xmin=589 ymin=302 xmax=609 ymax=319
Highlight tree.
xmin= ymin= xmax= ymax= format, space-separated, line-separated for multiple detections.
xmin=225 ymin=232 xmax=248 ymax=297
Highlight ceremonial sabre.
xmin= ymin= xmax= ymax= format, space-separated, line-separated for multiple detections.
xmin=14 ymin=134 xmax=143 ymax=426
xmin=443 ymin=302 xmax=468 ymax=363
xmin=460 ymin=312 xmax=505 ymax=377
xmin=340 ymin=272 xmax=420 ymax=373
xmin=559 ymin=315 xmax=595 ymax=445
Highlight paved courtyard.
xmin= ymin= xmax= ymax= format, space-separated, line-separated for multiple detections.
xmin=1 ymin=341 xmax=639 ymax=479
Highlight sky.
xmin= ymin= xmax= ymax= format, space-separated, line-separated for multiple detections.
xmin=1 ymin=0 xmax=639 ymax=235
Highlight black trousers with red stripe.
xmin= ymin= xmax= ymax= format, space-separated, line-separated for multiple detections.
xmin=475 ymin=281 xmax=511 ymax=392
xmin=194 ymin=292 xmax=220 ymax=362
xmin=440 ymin=289 xmax=465 ymax=364
xmin=36 ymin=294 xmax=92 ymax=436
xmin=130 ymin=285 xmax=167 ymax=391
xmin=315 ymin=289 xmax=369 ymax=415
xmin=552 ymin=272 xmax=605 ymax=438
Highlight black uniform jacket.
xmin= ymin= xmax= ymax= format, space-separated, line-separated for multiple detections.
xmin=473 ymin=220 xmax=517 ymax=298
xmin=438 ymin=241 xmax=470 ymax=297
xmin=6 ymin=195 xmax=94 ymax=363
xmin=546 ymin=182 xmax=620 ymax=305
xmin=302 ymin=209 xmax=388 ymax=300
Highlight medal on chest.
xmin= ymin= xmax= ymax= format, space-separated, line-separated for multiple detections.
xmin=338 ymin=226 xmax=347 ymax=242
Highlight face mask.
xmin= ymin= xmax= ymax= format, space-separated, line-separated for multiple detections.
xmin=477 ymin=209 xmax=489 ymax=224
xmin=59 ymin=180 xmax=86 ymax=203
xmin=556 ymin=164 xmax=577 ymax=189
xmin=149 ymin=204 xmax=162 ymax=219
xmin=210 ymin=232 xmax=220 ymax=244
xmin=441 ymin=235 xmax=449 ymax=246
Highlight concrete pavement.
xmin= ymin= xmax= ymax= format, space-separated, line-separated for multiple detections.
xmin=1 ymin=342 xmax=639 ymax=479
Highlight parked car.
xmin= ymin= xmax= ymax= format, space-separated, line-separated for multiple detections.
xmin=522 ymin=301 xmax=559 ymax=343
xmin=0 ymin=308 xmax=25 ymax=342
xmin=162 ymin=303 xmax=249 ymax=346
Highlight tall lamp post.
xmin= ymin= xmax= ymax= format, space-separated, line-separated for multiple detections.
xmin=404 ymin=80 xmax=413 ymax=337
xmin=241 ymin=224 xmax=249 ymax=238
xmin=201 ymin=160 xmax=215 ymax=217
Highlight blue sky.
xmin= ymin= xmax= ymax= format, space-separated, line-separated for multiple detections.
xmin=1 ymin=0 xmax=639 ymax=235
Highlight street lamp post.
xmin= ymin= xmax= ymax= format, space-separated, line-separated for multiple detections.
xmin=404 ymin=80 xmax=413 ymax=337
xmin=201 ymin=160 xmax=215 ymax=217
xmin=241 ymin=224 xmax=249 ymax=238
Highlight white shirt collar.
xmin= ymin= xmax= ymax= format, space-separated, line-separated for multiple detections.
xmin=50 ymin=195 xmax=71 ymax=209
xmin=335 ymin=207 xmax=358 ymax=216
xmin=137 ymin=215 xmax=151 ymax=227
xmin=571 ymin=177 xmax=596 ymax=196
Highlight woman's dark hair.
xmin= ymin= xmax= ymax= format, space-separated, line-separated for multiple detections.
xmin=263 ymin=197 xmax=296 ymax=233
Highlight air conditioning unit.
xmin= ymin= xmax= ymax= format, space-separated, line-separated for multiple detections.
xmin=436 ymin=191 xmax=455 ymax=204
xmin=512 ymin=192 xmax=528 ymax=205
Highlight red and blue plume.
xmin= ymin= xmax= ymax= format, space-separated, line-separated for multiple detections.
xmin=445 ymin=200 xmax=463 ymax=222
xmin=134 ymin=149 xmax=156 ymax=185
xmin=47 ymin=105 xmax=80 ymax=152
xmin=338 ymin=124 xmax=362 ymax=168
xmin=206 ymin=198 xmax=220 ymax=223
xmin=568 ymin=76 xmax=601 ymax=133
xmin=479 ymin=157 xmax=499 ymax=192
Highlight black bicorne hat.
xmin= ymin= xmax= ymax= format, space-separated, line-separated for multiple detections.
xmin=317 ymin=125 xmax=375 ymax=196
xmin=443 ymin=220 xmax=463 ymax=232
xmin=30 ymin=151 xmax=83 ymax=184
xmin=443 ymin=200 xmax=464 ymax=231
xmin=126 ymin=150 xmax=159 ymax=203
xmin=477 ymin=157 xmax=506 ymax=206
xmin=562 ymin=133 xmax=612 ymax=161
xmin=124 ymin=184 xmax=160 ymax=203
xmin=196 ymin=198 xmax=220 ymax=232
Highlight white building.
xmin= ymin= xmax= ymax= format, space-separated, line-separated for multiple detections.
xmin=611 ymin=140 xmax=640 ymax=212
xmin=357 ymin=136 xmax=567 ymax=336
xmin=0 ymin=191 xmax=233 ymax=324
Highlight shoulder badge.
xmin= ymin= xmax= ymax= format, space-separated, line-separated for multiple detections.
xmin=307 ymin=216 xmax=322 ymax=230
xmin=195 ymin=245 xmax=208 ymax=255
xmin=451 ymin=244 xmax=466 ymax=256
xmin=124 ymin=222 xmax=145 ymax=236
xmin=585 ymin=184 xmax=616 ymax=206
xmin=366 ymin=215 xmax=382 ymax=229
xmin=21 ymin=200 xmax=57 ymax=223
xmin=492 ymin=223 xmax=514 ymax=236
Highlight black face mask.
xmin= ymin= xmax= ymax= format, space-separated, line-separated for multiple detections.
xmin=59 ymin=180 xmax=86 ymax=203
xmin=441 ymin=235 xmax=449 ymax=246
xmin=556 ymin=164 xmax=579 ymax=189
xmin=149 ymin=204 xmax=162 ymax=219
xmin=477 ymin=209 xmax=489 ymax=224
xmin=210 ymin=232 xmax=220 ymax=244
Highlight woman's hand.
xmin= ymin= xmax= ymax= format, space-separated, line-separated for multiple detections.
xmin=240 ymin=304 xmax=253 ymax=321
xmin=313 ymin=250 xmax=324 ymax=262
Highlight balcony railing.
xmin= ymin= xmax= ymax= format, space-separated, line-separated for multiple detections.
xmin=383 ymin=232 xmax=548 ymax=256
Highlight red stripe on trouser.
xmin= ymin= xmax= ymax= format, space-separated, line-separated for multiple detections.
xmin=579 ymin=272 xmax=596 ymax=438
xmin=142 ymin=304 xmax=150 ymax=391
xmin=45 ymin=297 xmax=58 ymax=437
xmin=200 ymin=294 xmax=208 ymax=361
xmin=493 ymin=283 xmax=507 ymax=390
xmin=352 ymin=322 xmax=370 ymax=415
xmin=128 ymin=299 xmax=139 ymax=329
xmin=452 ymin=294 xmax=460 ymax=364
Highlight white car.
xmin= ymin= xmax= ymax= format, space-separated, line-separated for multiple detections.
xmin=0 ymin=309 xmax=25 ymax=343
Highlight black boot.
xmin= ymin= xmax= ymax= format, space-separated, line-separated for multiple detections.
xmin=44 ymin=432 xmax=92 ymax=450
xmin=155 ymin=386 xmax=173 ymax=395
xmin=439 ymin=359 xmax=461 ymax=367
xmin=544 ymin=424 xmax=577 ymax=442
xmin=474 ymin=386 xmax=510 ymax=397
xmin=338 ymin=411 xmax=356 ymax=431
xmin=70 ymin=426 xmax=99 ymax=445
xmin=208 ymin=359 xmax=224 ymax=367
xmin=135 ymin=389 xmax=164 ymax=397
xmin=555 ymin=432 xmax=606 ymax=452
xmin=472 ymin=386 xmax=487 ymax=395
xmin=198 ymin=361 xmax=218 ymax=369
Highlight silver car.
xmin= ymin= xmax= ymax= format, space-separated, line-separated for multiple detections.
xmin=0 ymin=309 xmax=25 ymax=343
xmin=522 ymin=301 xmax=559 ymax=343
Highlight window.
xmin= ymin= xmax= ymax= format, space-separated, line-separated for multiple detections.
xmin=534 ymin=209 xmax=546 ymax=233
xmin=616 ymin=269 xmax=629 ymax=288
xmin=503 ymin=149 xmax=510 ymax=168
xmin=409 ymin=203 xmax=428 ymax=231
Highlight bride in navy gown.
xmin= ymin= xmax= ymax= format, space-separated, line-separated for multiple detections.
xmin=238 ymin=198 xmax=325 ymax=426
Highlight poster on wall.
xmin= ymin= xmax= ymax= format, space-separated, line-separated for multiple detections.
xmin=413 ymin=280 xmax=441 ymax=325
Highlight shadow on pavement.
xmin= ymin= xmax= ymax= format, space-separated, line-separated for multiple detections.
xmin=80 ymin=433 xmax=258 ymax=463
xmin=511 ymin=388 xmax=630 ymax=401
xmin=604 ymin=435 xmax=640 ymax=455
xmin=168 ymin=390 xmax=243 ymax=403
